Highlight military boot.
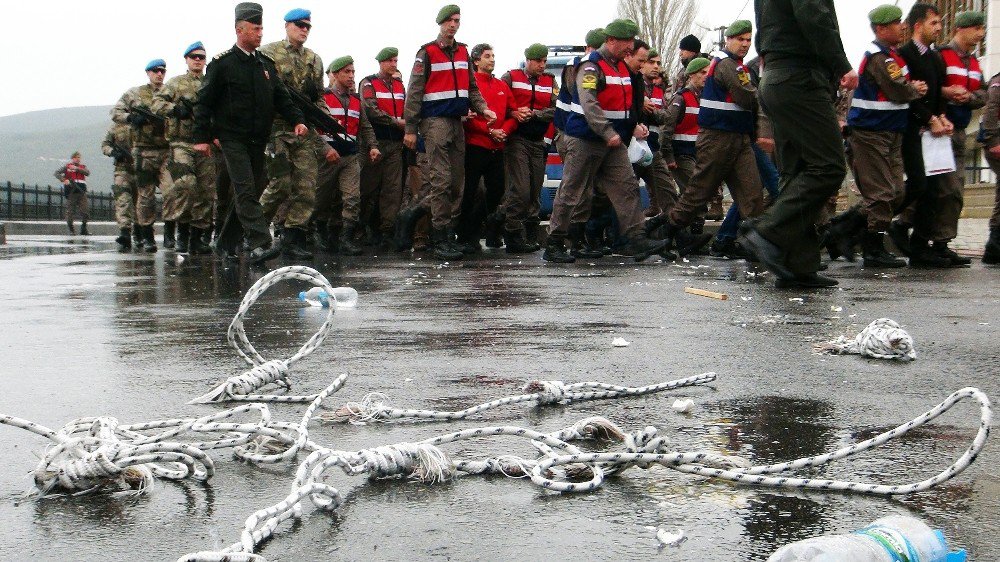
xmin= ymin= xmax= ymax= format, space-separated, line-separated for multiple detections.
xmin=66 ymin=220 xmax=75 ymax=235
xmin=933 ymin=241 xmax=971 ymax=267
xmin=983 ymin=229 xmax=1000 ymax=265
xmin=908 ymin=237 xmax=951 ymax=268
xmin=661 ymin=220 xmax=712 ymax=257
xmin=862 ymin=231 xmax=905 ymax=268
xmin=542 ymin=234 xmax=575 ymax=263
xmin=132 ymin=224 xmax=143 ymax=247
xmin=585 ymin=227 xmax=611 ymax=256
xmin=394 ymin=206 xmax=427 ymax=251
xmin=431 ymin=228 xmax=463 ymax=260
xmin=162 ymin=221 xmax=176 ymax=249
xmin=887 ymin=219 xmax=912 ymax=257
xmin=340 ymin=223 xmax=364 ymax=256
xmin=504 ymin=228 xmax=539 ymax=254
xmin=188 ymin=227 xmax=212 ymax=255
xmin=312 ymin=221 xmax=331 ymax=252
xmin=524 ymin=220 xmax=542 ymax=249
xmin=826 ymin=208 xmax=866 ymax=262
xmin=569 ymin=223 xmax=603 ymax=258
xmin=628 ymin=232 xmax=672 ymax=262
xmin=281 ymin=228 xmax=314 ymax=260
xmin=484 ymin=211 xmax=504 ymax=248
xmin=115 ymin=228 xmax=132 ymax=253
xmin=176 ymin=223 xmax=190 ymax=254
xmin=686 ymin=224 xmax=709 ymax=255
xmin=79 ymin=220 xmax=89 ymax=236
xmin=142 ymin=225 xmax=158 ymax=253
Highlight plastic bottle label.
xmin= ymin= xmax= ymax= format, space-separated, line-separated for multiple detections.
xmin=855 ymin=527 xmax=920 ymax=562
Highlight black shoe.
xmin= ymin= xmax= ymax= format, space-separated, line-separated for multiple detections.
xmin=394 ymin=206 xmax=427 ymax=251
xmin=340 ymin=224 xmax=364 ymax=256
xmin=484 ymin=212 xmax=504 ymax=248
xmin=176 ymin=223 xmax=190 ymax=254
xmin=141 ymin=225 xmax=158 ymax=253
xmin=504 ymin=229 xmax=539 ymax=254
xmin=132 ymin=224 xmax=143 ymax=247
xmin=673 ymin=228 xmax=712 ymax=257
xmin=710 ymin=237 xmax=737 ymax=258
xmin=828 ymin=208 xmax=865 ymax=262
xmin=211 ymin=240 xmax=238 ymax=260
xmin=887 ymin=220 xmax=912 ymax=257
xmin=163 ymin=221 xmax=176 ymax=250
xmin=115 ymin=228 xmax=131 ymax=253
xmin=79 ymin=222 xmax=89 ymax=236
xmin=907 ymin=238 xmax=951 ymax=268
xmin=542 ymin=235 xmax=576 ymax=263
xmin=774 ymin=272 xmax=839 ymax=289
xmin=312 ymin=221 xmax=331 ymax=252
xmin=933 ymin=242 xmax=971 ymax=267
xmin=459 ymin=239 xmax=482 ymax=255
xmin=862 ymin=231 xmax=906 ymax=268
xmin=741 ymin=228 xmax=796 ymax=281
xmin=431 ymin=228 xmax=463 ymax=260
xmin=248 ymin=242 xmax=280 ymax=264
xmin=629 ymin=234 xmax=672 ymax=262
xmin=570 ymin=223 xmax=603 ymax=259
xmin=984 ymin=229 xmax=1000 ymax=265
xmin=282 ymin=228 xmax=314 ymax=260
xmin=188 ymin=227 xmax=212 ymax=255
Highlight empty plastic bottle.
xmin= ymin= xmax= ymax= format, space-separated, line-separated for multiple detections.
xmin=767 ymin=515 xmax=966 ymax=562
xmin=328 ymin=286 xmax=358 ymax=308
xmin=298 ymin=287 xmax=331 ymax=307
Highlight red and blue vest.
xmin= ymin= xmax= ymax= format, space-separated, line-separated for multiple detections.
xmin=508 ymin=68 xmax=556 ymax=140
xmin=698 ymin=51 xmax=754 ymax=134
xmin=323 ymin=90 xmax=362 ymax=156
xmin=364 ymin=74 xmax=405 ymax=141
xmin=420 ymin=42 xmax=471 ymax=118
xmin=643 ymin=81 xmax=666 ymax=151
xmin=848 ymin=42 xmax=910 ymax=132
xmin=554 ymin=55 xmax=581 ymax=132
xmin=672 ymin=88 xmax=700 ymax=156
xmin=565 ymin=51 xmax=633 ymax=141
xmin=939 ymin=46 xmax=982 ymax=129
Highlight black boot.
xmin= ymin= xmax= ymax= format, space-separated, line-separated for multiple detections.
xmin=395 ymin=206 xmax=427 ymax=251
xmin=484 ymin=212 xmax=504 ymax=248
xmin=66 ymin=220 xmax=75 ymax=235
xmin=281 ymin=227 xmax=314 ymax=260
xmin=340 ymin=223 xmax=364 ymax=256
xmin=80 ymin=220 xmax=89 ymax=236
xmin=664 ymin=220 xmax=712 ymax=257
xmin=142 ymin=225 xmax=157 ymax=253
xmin=176 ymin=223 xmax=190 ymax=254
xmin=887 ymin=220 xmax=912 ymax=257
xmin=163 ymin=221 xmax=176 ymax=249
xmin=570 ymin=223 xmax=603 ymax=259
xmin=933 ymin=241 xmax=971 ymax=267
xmin=585 ymin=227 xmax=611 ymax=256
xmin=542 ymin=233 xmax=575 ymax=263
xmin=524 ymin=220 xmax=541 ymax=248
xmin=862 ymin=231 xmax=905 ymax=268
xmin=908 ymin=237 xmax=951 ymax=268
xmin=629 ymin=232 xmax=672 ymax=262
xmin=984 ymin=229 xmax=1000 ymax=265
xmin=312 ymin=221 xmax=331 ymax=252
xmin=504 ymin=228 xmax=539 ymax=254
xmin=431 ymin=228 xmax=463 ymax=260
xmin=710 ymin=237 xmax=737 ymax=258
xmin=686 ymin=224 xmax=709 ymax=255
xmin=188 ymin=227 xmax=212 ymax=255
xmin=133 ymin=224 xmax=143 ymax=247
xmin=115 ymin=228 xmax=131 ymax=253
xmin=825 ymin=207 xmax=865 ymax=262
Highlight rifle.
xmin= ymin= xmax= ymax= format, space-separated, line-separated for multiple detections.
xmin=129 ymin=105 xmax=166 ymax=127
xmin=282 ymin=79 xmax=347 ymax=137
xmin=109 ymin=142 xmax=134 ymax=166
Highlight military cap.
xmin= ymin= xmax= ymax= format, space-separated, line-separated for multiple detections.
xmin=605 ymin=19 xmax=639 ymax=40
xmin=955 ymin=11 xmax=985 ymax=28
xmin=284 ymin=8 xmax=310 ymax=22
xmin=725 ymin=19 xmax=752 ymax=37
xmin=679 ymin=34 xmax=701 ymax=52
xmin=145 ymin=59 xmax=166 ymax=71
xmin=184 ymin=41 xmax=205 ymax=57
xmin=524 ymin=43 xmax=548 ymax=60
xmin=235 ymin=2 xmax=263 ymax=24
xmin=647 ymin=49 xmax=660 ymax=59
xmin=375 ymin=47 xmax=398 ymax=62
xmin=868 ymin=4 xmax=902 ymax=25
xmin=327 ymin=56 xmax=354 ymax=73
xmin=436 ymin=4 xmax=460 ymax=24
xmin=585 ymin=28 xmax=607 ymax=49
xmin=686 ymin=57 xmax=711 ymax=75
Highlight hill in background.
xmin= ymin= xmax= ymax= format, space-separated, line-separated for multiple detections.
xmin=0 ymin=106 xmax=116 ymax=192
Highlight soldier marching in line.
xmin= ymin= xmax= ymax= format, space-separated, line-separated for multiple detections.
xmin=101 ymin=124 xmax=135 ymax=251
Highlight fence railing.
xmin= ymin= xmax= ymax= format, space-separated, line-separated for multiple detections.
xmin=1 ymin=181 xmax=116 ymax=221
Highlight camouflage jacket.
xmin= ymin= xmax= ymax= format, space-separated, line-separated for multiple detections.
xmin=101 ymin=123 xmax=134 ymax=172
xmin=151 ymin=71 xmax=204 ymax=143
xmin=259 ymin=39 xmax=329 ymax=134
xmin=111 ymin=84 xmax=169 ymax=149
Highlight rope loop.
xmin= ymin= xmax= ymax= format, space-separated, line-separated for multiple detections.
xmin=523 ymin=380 xmax=569 ymax=404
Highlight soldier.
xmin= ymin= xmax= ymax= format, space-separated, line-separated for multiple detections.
xmin=101 ymin=124 xmax=135 ymax=251
xmin=646 ymin=20 xmax=763 ymax=257
xmin=661 ymin=57 xmax=709 ymax=236
xmin=358 ymin=47 xmax=406 ymax=251
xmin=152 ymin=41 xmax=216 ymax=255
xmin=499 ymin=43 xmax=555 ymax=254
xmin=313 ymin=56 xmax=381 ymax=256
xmin=54 ymin=152 xmax=90 ymax=235
xmin=632 ymin=47 xmax=679 ymax=224
xmin=192 ymin=2 xmax=307 ymax=265
xmin=982 ymin=69 xmax=1000 ymax=264
xmin=112 ymin=59 xmax=172 ymax=252
xmin=545 ymin=18 xmax=668 ymax=263
xmin=257 ymin=8 xmax=328 ymax=260
xmin=741 ymin=0 xmax=858 ymax=288
xmin=672 ymin=34 xmax=702 ymax=94
xmin=553 ymin=28 xmax=605 ymax=144
xmin=402 ymin=4 xmax=496 ymax=260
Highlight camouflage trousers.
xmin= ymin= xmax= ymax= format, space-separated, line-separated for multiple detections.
xmin=260 ymin=131 xmax=318 ymax=229
xmin=112 ymin=167 xmax=136 ymax=229
xmin=167 ymin=143 xmax=217 ymax=228
xmin=133 ymin=147 xmax=171 ymax=226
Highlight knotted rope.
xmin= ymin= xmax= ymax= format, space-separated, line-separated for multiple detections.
xmin=815 ymin=318 xmax=916 ymax=361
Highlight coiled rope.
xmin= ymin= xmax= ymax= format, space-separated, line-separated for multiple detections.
xmin=190 ymin=266 xmax=338 ymax=404
xmin=323 ymin=372 xmax=718 ymax=423
xmin=815 ymin=318 xmax=916 ymax=361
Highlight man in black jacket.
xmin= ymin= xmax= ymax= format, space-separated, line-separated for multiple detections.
xmin=741 ymin=0 xmax=858 ymax=288
xmin=193 ymin=2 xmax=307 ymax=264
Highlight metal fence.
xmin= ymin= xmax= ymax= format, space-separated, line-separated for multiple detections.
xmin=1 ymin=181 xmax=115 ymax=221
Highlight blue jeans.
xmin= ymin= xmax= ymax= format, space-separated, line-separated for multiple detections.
xmin=716 ymin=144 xmax=780 ymax=241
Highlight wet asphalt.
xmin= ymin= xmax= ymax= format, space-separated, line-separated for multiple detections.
xmin=0 ymin=235 xmax=997 ymax=562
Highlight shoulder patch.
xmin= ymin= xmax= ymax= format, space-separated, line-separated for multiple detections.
xmin=581 ymin=73 xmax=598 ymax=90
xmin=885 ymin=58 xmax=903 ymax=80
xmin=213 ymin=48 xmax=232 ymax=60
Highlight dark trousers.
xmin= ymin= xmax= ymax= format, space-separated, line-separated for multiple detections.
xmin=756 ymin=67 xmax=847 ymax=275
xmin=217 ymin=139 xmax=272 ymax=250
xmin=458 ymin=144 xmax=505 ymax=241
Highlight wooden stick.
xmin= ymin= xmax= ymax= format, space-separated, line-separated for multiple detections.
xmin=684 ymin=287 xmax=728 ymax=301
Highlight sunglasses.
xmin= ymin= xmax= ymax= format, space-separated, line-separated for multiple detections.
xmin=187 ymin=54 xmax=206 ymax=61
xmin=150 ymin=68 xmax=167 ymax=74
xmin=292 ymin=20 xmax=312 ymax=30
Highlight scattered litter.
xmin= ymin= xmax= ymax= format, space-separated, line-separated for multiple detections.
xmin=672 ymin=399 xmax=695 ymax=413
xmin=831 ymin=306 xmax=843 ymax=312
xmin=684 ymin=287 xmax=728 ymax=300
xmin=612 ymin=337 xmax=631 ymax=347
xmin=741 ymin=296 xmax=753 ymax=301
xmin=404 ymin=378 xmax=413 ymax=382
xmin=657 ymin=528 xmax=687 ymax=547
xmin=789 ymin=297 xmax=804 ymax=303
xmin=815 ymin=318 xmax=916 ymax=361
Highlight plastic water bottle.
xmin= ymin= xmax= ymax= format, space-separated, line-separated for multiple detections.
xmin=328 ymin=287 xmax=358 ymax=309
xmin=298 ymin=287 xmax=330 ymax=307
xmin=767 ymin=515 xmax=966 ymax=562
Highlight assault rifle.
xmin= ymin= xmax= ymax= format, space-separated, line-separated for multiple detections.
xmin=283 ymin=79 xmax=346 ymax=137
xmin=109 ymin=141 xmax=134 ymax=167
xmin=128 ymin=105 xmax=165 ymax=128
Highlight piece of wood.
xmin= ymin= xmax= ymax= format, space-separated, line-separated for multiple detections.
xmin=684 ymin=287 xmax=728 ymax=301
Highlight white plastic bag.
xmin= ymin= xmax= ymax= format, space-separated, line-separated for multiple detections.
xmin=628 ymin=137 xmax=654 ymax=167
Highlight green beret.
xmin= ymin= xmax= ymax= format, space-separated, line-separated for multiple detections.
xmin=327 ymin=56 xmax=354 ymax=73
xmin=585 ymin=28 xmax=607 ymax=49
xmin=375 ymin=47 xmax=398 ymax=62
xmin=725 ymin=19 xmax=752 ymax=37
xmin=686 ymin=57 xmax=711 ymax=75
xmin=605 ymin=18 xmax=639 ymax=40
xmin=868 ymin=4 xmax=903 ymax=25
xmin=524 ymin=43 xmax=548 ymax=60
xmin=955 ymin=11 xmax=985 ymax=28
xmin=436 ymin=4 xmax=460 ymax=24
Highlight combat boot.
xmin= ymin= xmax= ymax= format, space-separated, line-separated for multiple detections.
xmin=484 ymin=212 xmax=504 ymax=248
xmin=908 ymin=237 xmax=951 ymax=268
xmin=282 ymin=228 xmax=314 ymax=260
xmin=862 ymin=231 xmax=905 ymax=268
xmin=115 ymin=228 xmax=132 ymax=253
xmin=141 ymin=225 xmax=157 ymax=253
xmin=79 ymin=220 xmax=89 ymax=236
xmin=312 ymin=221 xmax=331 ymax=252
xmin=887 ymin=219 xmax=912 ymax=257
xmin=710 ymin=237 xmax=737 ymax=258
xmin=524 ymin=220 xmax=542 ymax=248
xmin=431 ymin=228 xmax=463 ymax=261
xmin=983 ymin=229 xmax=1000 ymax=264
xmin=503 ymin=228 xmax=539 ymax=254
xmin=340 ymin=223 xmax=364 ymax=256
xmin=542 ymin=234 xmax=575 ymax=263
xmin=569 ymin=224 xmax=603 ymax=259
xmin=932 ymin=241 xmax=971 ymax=267
xmin=628 ymin=232 xmax=672 ymax=262
xmin=163 ymin=221 xmax=176 ymax=249
xmin=662 ymin=220 xmax=712 ymax=257
xmin=394 ymin=206 xmax=427 ymax=251
xmin=66 ymin=220 xmax=75 ymax=235
xmin=132 ymin=224 xmax=143 ymax=247
xmin=188 ymin=227 xmax=212 ymax=255
xmin=686 ymin=224 xmax=709 ymax=255
xmin=585 ymin=228 xmax=611 ymax=256
xmin=176 ymin=223 xmax=190 ymax=254
xmin=826 ymin=207 xmax=865 ymax=262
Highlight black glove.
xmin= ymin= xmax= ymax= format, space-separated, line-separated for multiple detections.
xmin=173 ymin=103 xmax=192 ymax=119
xmin=127 ymin=113 xmax=147 ymax=127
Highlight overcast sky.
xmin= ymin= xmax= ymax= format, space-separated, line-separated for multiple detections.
xmin=0 ymin=0 xmax=915 ymax=118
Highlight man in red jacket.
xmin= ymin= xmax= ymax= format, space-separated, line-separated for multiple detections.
xmin=456 ymin=43 xmax=518 ymax=255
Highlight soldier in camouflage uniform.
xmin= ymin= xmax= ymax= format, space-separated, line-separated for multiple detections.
xmin=257 ymin=8 xmax=328 ymax=260
xmin=101 ymin=123 xmax=136 ymax=251
xmin=152 ymin=42 xmax=216 ymax=255
xmin=112 ymin=59 xmax=172 ymax=252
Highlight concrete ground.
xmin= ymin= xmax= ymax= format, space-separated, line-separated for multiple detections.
xmin=0 ymin=234 xmax=997 ymax=561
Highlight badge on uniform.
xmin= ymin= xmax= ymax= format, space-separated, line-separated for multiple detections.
xmin=581 ymin=73 xmax=598 ymax=90
xmin=738 ymin=71 xmax=750 ymax=86
xmin=886 ymin=60 xmax=902 ymax=80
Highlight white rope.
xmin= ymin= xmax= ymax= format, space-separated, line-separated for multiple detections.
xmin=322 ymin=372 xmax=717 ymax=423
xmin=190 ymin=267 xmax=340 ymax=404
xmin=815 ymin=318 xmax=916 ymax=361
